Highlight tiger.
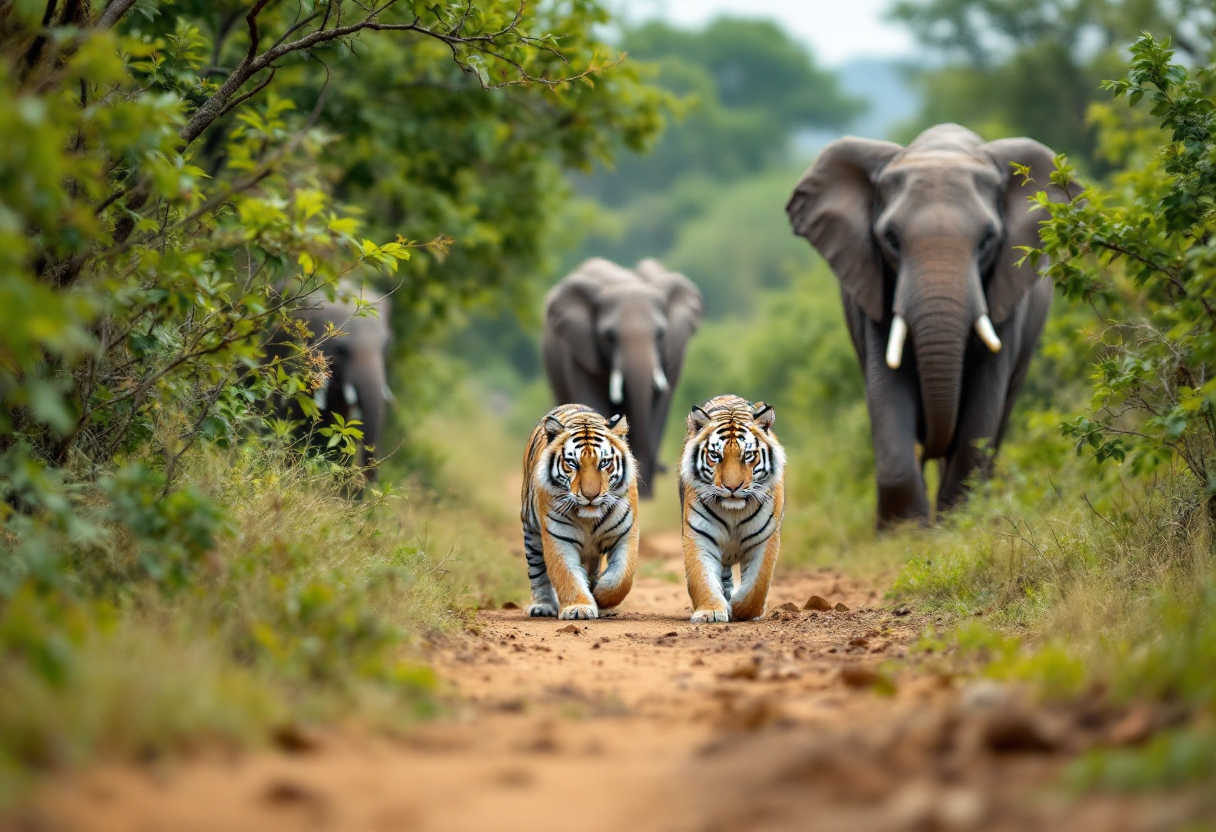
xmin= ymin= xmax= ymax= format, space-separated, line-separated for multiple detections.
xmin=520 ymin=403 xmax=640 ymax=620
xmin=679 ymin=395 xmax=786 ymax=623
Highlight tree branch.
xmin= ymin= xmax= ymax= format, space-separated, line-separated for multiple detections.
xmin=177 ymin=0 xmax=605 ymax=147
xmin=217 ymin=67 xmax=276 ymax=119
xmin=98 ymin=0 xmax=139 ymax=29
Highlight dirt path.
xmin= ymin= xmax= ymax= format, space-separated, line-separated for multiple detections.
xmin=12 ymin=534 xmax=1191 ymax=832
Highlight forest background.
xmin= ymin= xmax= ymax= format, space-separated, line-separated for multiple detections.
xmin=2 ymin=0 xmax=1216 ymax=808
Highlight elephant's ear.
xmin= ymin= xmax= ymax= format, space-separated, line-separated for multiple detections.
xmin=786 ymin=137 xmax=902 ymax=323
xmin=982 ymin=138 xmax=1075 ymax=324
xmin=544 ymin=260 xmax=617 ymax=374
xmin=635 ymin=259 xmax=703 ymax=372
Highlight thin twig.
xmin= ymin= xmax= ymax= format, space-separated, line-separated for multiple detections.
xmin=1082 ymin=492 xmax=1118 ymax=530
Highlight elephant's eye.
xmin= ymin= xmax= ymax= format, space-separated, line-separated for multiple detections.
xmin=883 ymin=228 xmax=900 ymax=253
xmin=978 ymin=228 xmax=998 ymax=252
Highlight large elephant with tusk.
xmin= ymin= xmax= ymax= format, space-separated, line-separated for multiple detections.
xmin=786 ymin=123 xmax=1075 ymax=527
xmin=543 ymin=258 xmax=703 ymax=498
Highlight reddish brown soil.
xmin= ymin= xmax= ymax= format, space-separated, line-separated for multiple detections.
xmin=8 ymin=533 xmax=1199 ymax=832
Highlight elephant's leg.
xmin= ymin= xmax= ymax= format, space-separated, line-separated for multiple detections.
xmin=938 ymin=350 xmax=1015 ymax=512
xmin=863 ymin=322 xmax=929 ymax=528
xmin=990 ymin=281 xmax=1053 ymax=457
xmin=523 ymin=524 xmax=558 ymax=617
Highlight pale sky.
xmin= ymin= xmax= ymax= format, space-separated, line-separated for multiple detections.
xmin=621 ymin=0 xmax=917 ymax=66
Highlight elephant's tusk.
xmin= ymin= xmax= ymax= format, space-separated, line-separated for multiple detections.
xmin=313 ymin=377 xmax=330 ymax=410
xmin=609 ymin=368 xmax=624 ymax=405
xmin=653 ymin=364 xmax=669 ymax=393
xmin=885 ymin=315 xmax=908 ymax=370
xmin=975 ymin=315 xmax=1002 ymax=353
xmin=343 ymin=382 xmax=358 ymax=405
xmin=381 ymin=382 xmax=395 ymax=403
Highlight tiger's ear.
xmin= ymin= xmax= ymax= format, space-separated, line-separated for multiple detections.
xmin=689 ymin=405 xmax=711 ymax=431
xmin=753 ymin=403 xmax=775 ymax=432
xmin=544 ymin=415 xmax=565 ymax=441
xmin=608 ymin=413 xmax=628 ymax=437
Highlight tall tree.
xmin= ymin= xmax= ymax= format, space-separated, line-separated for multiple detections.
xmin=583 ymin=17 xmax=863 ymax=206
xmin=890 ymin=0 xmax=1215 ymax=169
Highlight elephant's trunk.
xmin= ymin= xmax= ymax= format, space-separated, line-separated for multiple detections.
xmin=898 ymin=246 xmax=983 ymax=460
xmin=619 ymin=340 xmax=658 ymax=498
xmin=350 ymin=356 xmax=388 ymax=485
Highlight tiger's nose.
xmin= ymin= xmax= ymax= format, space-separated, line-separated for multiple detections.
xmin=580 ymin=478 xmax=602 ymax=500
xmin=722 ymin=472 xmax=744 ymax=492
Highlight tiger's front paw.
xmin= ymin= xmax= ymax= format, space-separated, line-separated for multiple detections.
xmin=528 ymin=603 xmax=558 ymax=618
xmin=690 ymin=608 xmax=729 ymax=623
xmin=559 ymin=603 xmax=599 ymax=620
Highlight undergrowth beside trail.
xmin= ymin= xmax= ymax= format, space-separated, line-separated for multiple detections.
xmin=884 ymin=472 xmax=1216 ymax=793
xmin=0 ymin=442 xmax=511 ymax=806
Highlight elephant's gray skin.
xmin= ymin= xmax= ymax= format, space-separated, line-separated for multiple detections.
xmin=543 ymin=258 xmax=703 ymax=498
xmin=269 ymin=288 xmax=394 ymax=484
xmin=786 ymin=123 xmax=1075 ymax=527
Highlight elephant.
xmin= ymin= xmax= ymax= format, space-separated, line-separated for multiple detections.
xmin=543 ymin=258 xmax=703 ymax=498
xmin=786 ymin=123 xmax=1076 ymax=527
xmin=267 ymin=286 xmax=394 ymax=484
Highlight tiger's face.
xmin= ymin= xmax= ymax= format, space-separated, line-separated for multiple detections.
xmin=542 ymin=413 xmax=633 ymax=519
xmin=682 ymin=399 xmax=782 ymax=511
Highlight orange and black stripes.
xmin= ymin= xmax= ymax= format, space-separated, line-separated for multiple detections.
xmin=520 ymin=404 xmax=639 ymax=620
xmin=678 ymin=395 xmax=786 ymax=623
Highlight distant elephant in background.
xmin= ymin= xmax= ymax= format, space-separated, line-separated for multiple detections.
xmin=268 ymin=287 xmax=394 ymax=484
xmin=544 ymin=258 xmax=703 ymax=498
xmin=786 ymin=123 xmax=1076 ymax=527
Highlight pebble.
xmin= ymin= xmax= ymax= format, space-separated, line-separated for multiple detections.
xmin=803 ymin=595 xmax=833 ymax=611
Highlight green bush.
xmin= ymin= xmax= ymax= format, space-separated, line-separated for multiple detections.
xmin=1035 ymin=34 xmax=1216 ymax=492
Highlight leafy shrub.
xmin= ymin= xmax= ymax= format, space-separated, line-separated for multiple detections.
xmin=1034 ymin=34 xmax=1216 ymax=493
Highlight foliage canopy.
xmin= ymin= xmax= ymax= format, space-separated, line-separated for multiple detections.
xmin=891 ymin=0 xmax=1215 ymax=168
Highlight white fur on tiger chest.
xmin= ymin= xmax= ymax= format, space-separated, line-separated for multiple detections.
xmin=687 ymin=496 xmax=774 ymax=565
xmin=544 ymin=500 xmax=633 ymax=573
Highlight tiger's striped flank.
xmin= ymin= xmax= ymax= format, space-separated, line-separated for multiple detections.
xmin=520 ymin=404 xmax=640 ymax=620
xmin=678 ymin=395 xmax=786 ymax=622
